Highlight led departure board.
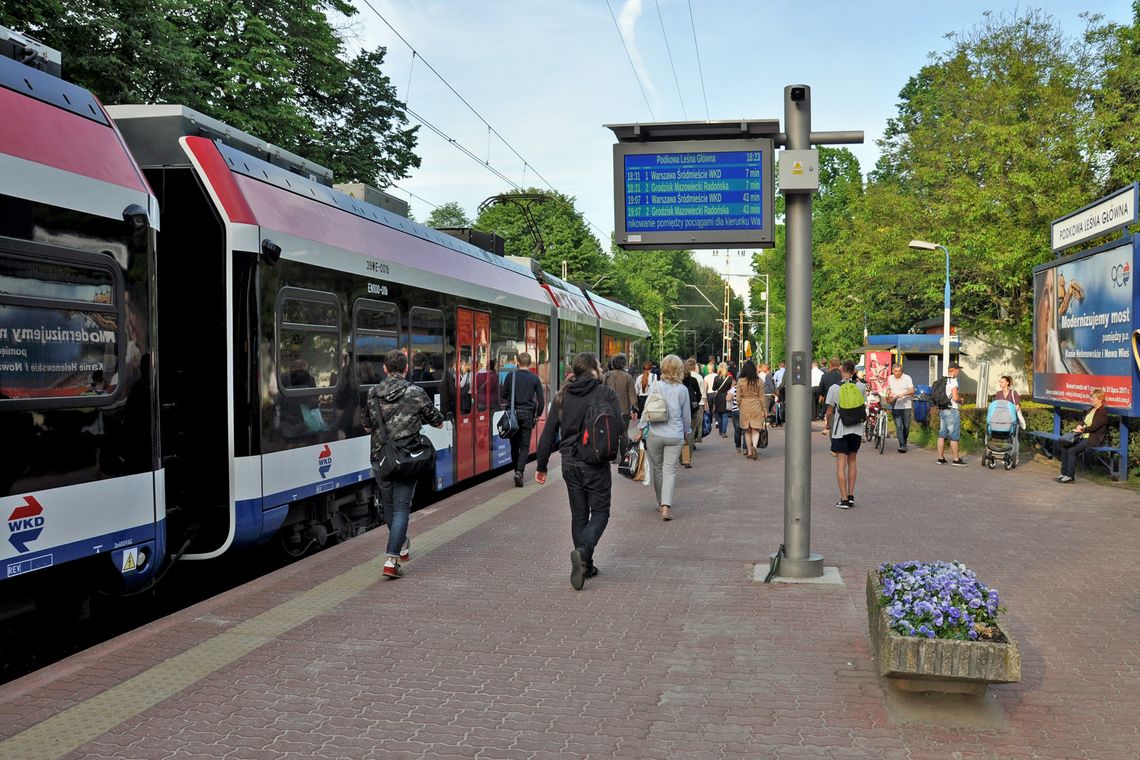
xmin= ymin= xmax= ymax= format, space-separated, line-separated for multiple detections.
xmin=613 ymin=138 xmax=774 ymax=250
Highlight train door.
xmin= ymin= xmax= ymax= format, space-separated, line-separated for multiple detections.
xmin=473 ymin=311 xmax=492 ymax=475
xmin=525 ymin=319 xmax=549 ymax=452
xmin=455 ymin=308 xmax=492 ymax=479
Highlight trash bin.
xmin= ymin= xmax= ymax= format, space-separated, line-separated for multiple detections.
xmin=913 ymin=385 xmax=931 ymax=423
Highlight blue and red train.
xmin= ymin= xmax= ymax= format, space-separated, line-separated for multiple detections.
xmin=0 ymin=28 xmax=648 ymax=619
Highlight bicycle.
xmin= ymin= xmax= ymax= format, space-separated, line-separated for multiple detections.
xmin=864 ymin=394 xmax=888 ymax=454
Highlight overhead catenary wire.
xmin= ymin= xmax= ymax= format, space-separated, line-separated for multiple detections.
xmin=387 ymin=182 xmax=439 ymax=211
xmin=686 ymin=0 xmax=711 ymax=121
xmin=654 ymin=0 xmax=687 ymax=119
xmin=605 ymin=0 xmax=656 ymax=121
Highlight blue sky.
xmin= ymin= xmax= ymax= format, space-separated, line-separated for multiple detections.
xmin=351 ymin=0 xmax=1133 ymax=294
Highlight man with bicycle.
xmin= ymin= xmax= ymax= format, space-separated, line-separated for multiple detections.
xmin=885 ymin=363 xmax=915 ymax=453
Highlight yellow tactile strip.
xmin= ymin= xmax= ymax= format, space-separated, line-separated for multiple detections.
xmin=0 ymin=468 xmax=559 ymax=760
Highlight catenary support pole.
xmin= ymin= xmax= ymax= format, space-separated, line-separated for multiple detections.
xmin=778 ymin=85 xmax=824 ymax=578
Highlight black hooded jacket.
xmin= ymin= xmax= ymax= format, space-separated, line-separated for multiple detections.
xmin=536 ymin=374 xmax=621 ymax=471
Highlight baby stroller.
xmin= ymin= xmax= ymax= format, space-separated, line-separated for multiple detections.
xmin=983 ymin=399 xmax=1020 ymax=470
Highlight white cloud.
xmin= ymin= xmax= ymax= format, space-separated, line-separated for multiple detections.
xmin=617 ymin=0 xmax=658 ymax=103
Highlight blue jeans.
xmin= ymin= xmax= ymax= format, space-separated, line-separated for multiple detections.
xmin=731 ymin=410 xmax=742 ymax=450
xmin=938 ymin=408 xmax=960 ymax=442
xmin=892 ymin=407 xmax=912 ymax=447
xmin=717 ymin=412 xmax=731 ymax=436
xmin=374 ymin=464 xmax=417 ymax=558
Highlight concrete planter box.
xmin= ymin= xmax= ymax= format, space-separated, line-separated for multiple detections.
xmin=866 ymin=571 xmax=1021 ymax=695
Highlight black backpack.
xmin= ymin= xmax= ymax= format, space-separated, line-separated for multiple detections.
xmin=575 ymin=387 xmax=621 ymax=464
xmin=930 ymin=377 xmax=952 ymax=409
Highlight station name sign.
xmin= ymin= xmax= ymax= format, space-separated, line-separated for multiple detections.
xmin=1051 ymin=183 xmax=1138 ymax=252
xmin=613 ymin=138 xmax=774 ymax=250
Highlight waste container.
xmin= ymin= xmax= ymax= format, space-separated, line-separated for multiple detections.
xmin=913 ymin=385 xmax=932 ymax=423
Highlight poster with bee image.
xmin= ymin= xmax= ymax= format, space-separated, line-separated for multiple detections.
xmin=1032 ymin=239 xmax=1136 ymax=412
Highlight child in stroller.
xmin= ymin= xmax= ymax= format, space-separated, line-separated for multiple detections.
xmin=983 ymin=399 xmax=1020 ymax=470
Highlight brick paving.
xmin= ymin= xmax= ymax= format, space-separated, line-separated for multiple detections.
xmin=0 ymin=423 xmax=1137 ymax=759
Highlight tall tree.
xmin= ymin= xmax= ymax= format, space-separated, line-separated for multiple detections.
xmin=425 ymin=201 xmax=472 ymax=229
xmin=1087 ymin=4 xmax=1140 ymax=193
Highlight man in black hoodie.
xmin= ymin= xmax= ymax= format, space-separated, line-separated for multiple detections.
xmin=536 ymin=352 xmax=622 ymax=590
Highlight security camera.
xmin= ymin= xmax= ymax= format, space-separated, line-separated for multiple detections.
xmin=789 ymin=87 xmax=806 ymax=102
xmin=121 ymin=204 xmax=150 ymax=233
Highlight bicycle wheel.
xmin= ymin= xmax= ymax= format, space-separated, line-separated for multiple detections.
xmin=877 ymin=414 xmax=887 ymax=454
xmin=864 ymin=415 xmax=873 ymax=442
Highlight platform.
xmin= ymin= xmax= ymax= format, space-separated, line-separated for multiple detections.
xmin=1 ymin=425 xmax=1137 ymax=759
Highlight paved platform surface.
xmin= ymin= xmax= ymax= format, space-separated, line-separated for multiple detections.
xmin=1 ymin=423 xmax=1137 ymax=759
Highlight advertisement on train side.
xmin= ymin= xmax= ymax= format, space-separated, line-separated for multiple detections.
xmin=1032 ymin=238 xmax=1139 ymax=413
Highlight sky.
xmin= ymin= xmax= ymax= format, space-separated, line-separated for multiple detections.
xmin=347 ymin=0 xmax=1134 ymax=300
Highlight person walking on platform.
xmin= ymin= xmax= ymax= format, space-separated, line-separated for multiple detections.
xmin=604 ymin=353 xmax=638 ymax=425
xmin=817 ymin=358 xmax=841 ymax=423
xmin=822 ymin=360 xmax=865 ymax=509
xmin=634 ymin=361 xmax=655 ymax=417
xmin=500 ymin=352 xmax=545 ymax=487
xmin=729 ymin=382 xmax=742 ymax=453
xmin=711 ymin=362 xmax=734 ymax=436
xmin=1056 ymin=389 xmax=1108 ymax=483
xmin=885 ymin=363 xmax=915 ymax=452
xmin=737 ymin=360 xmax=767 ymax=459
xmin=685 ymin=358 xmax=705 ymax=446
xmin=641 ymin=355 xmax=692 ymax=521
xmin=365 ymin=350 xmax=444 ymax=579
xmin=809 ymin=360 xmax=824 ymax=420
xmin=536 ymin=352 xmax=622 ymax=590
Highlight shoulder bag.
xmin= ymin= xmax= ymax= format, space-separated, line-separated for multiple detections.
xmin=497 ymin=370 xmax=520 ymax=439
xmin=373 ymin=390 xmax=437 ymax=481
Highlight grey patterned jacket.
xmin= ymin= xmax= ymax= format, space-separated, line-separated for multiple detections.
xmin=366 ymin=375 xmax=444 ymax=462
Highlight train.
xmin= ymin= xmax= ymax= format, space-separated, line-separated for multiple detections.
xmin=0 ymin=27 xmax=649 ymax=620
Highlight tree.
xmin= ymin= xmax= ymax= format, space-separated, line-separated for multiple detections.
xmin=1 ymin=1 xmax=420 ymax=186
xmin=475 ymin=189 xmax=609 ymax=287
xmin=1087 ymin=4 xmax=1140 ymax=193
xmin=425 ymin=202 xmax=472 ymax=229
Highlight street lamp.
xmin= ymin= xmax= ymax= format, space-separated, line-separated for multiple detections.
xmin=909 ymin=239 xmax=951 ymax=376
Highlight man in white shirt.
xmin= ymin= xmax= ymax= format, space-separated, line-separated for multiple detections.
xmin=772 ymin=361 xmax=786 ymax=388
xmin=809 ymin=361 xmax=824 ymax=420
xmin=885 ymin=364 xmax=915 ymax=453
xmin=937 ymin=362 xmax=966 ymax=466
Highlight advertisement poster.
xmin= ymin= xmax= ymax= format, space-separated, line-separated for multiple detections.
xmin=865 ymin=351 xmax=892 ymax=397
xmin=1032 ymin=240 xmax=1135 ymax=410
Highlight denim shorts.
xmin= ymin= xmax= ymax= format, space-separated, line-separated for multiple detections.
xmin=938 ymin=408 xmax=960 ymax=441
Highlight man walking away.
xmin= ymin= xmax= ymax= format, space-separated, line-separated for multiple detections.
xmin=365 ymin=350 xmax=445 ymax=579
xmin=936 ymin=362 xmax=967 ymax=466
xmin=604 ymin=353 xmax=638 ymax=425
xmin=885 ymin=363 xmax=915 ymax=453
xmin=822 ymin=360 xmax=865 ymax=509
xmin=536 ymin=352 xmax=622 ymax=590
xmin=501 ymin=352 xmax=546 ymax=487
xmin=685 ymin=358 xmax=705 ymax=446
xmin=817 ymin=358 xmax=841 ymax=423
xmin=809 ymin=361 xmax=823 ymax=420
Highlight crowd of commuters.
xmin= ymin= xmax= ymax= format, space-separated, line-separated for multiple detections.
xmin=364 ymin=342 xmax=1111 ymax=589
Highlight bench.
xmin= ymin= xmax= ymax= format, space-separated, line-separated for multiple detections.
xmin=1026 ymin=430 xmax=1125 ymax=480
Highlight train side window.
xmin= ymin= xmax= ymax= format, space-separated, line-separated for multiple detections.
xmin=409 ymin=306 xmax=445 ymax=383
xmin=352 ymin=299 xmax=400 ymax=386
xmin=0 ymin=246 xmax=123 ymax=407
xmin=277 ymin=287 xmax=340 ymax=394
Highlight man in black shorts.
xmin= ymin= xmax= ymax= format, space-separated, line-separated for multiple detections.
xmin=822 ymin=360 xmax=865 ymax=509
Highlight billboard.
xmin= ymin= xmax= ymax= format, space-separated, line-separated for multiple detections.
xmin=612 ymin=138 xmax=775 ymax=250
xmin=1032 ymin=238 xmax=1137 ymax=412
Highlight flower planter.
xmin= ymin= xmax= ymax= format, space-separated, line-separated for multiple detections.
xmin=866 ymin=571 xmax=1021 ymax=695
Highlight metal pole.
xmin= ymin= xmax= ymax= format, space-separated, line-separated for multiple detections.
xmin=723 ymin=281 xmax=730 ymax=363
xmin=764 ymin=274 xmax=770 ymax=366
xmin=659 ymin=310 xmax=664 ymax=359
xmin=941 ymin=245 xmax=951 ymax=374
xmin=778 ymin=84 xmax=823 ymax=578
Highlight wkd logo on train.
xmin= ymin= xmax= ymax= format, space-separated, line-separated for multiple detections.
xmin=7 ymin=496 xmax=45 ymax=553
xmin=318 ymin=445 xmax=333 ymax=479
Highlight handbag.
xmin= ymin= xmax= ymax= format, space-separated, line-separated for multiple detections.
xmin=634 ymin=441 xmax=648 ymax=482
xmin=372 ymin=391 xmax=437 ymax=480
xmin=1059 ymin=431 xmax=1081 ymax=448
xmin=496 ymin=370 xmax=519 ymax=439
xmin=759 ymin=427 xmax=769 ymax=449
xmin=618 ymin=440 xmax=642 ymax=479
xmin=643 ymin=381 xmax=669 ymax=423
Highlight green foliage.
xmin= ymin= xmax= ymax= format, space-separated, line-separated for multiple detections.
xmin=425 ymin=201 xmax=472 ymax=229
xmin=475 ymin=189 xmax=607 ymax=287
xmin=1 ymin=1 xmax=420 ymax=186
xmin=1087 ymin=3 xmax=1140 ymax=193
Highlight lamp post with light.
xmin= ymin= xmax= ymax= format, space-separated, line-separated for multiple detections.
xmin=909 ymin=239 xmax=951 ymax=376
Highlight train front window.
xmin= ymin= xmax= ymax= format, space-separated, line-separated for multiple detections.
xmin=353 ymin=300 xmax=400 ymax=386
xmin=0 ymin=249 xmax=122 ymax=405
xmin=277 ymin=289 xmax=340 ymax=392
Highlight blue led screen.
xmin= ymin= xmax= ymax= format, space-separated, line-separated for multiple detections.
xmin=623 ymin=150 xmax=764 ymax=234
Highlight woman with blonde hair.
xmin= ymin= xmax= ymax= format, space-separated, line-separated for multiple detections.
xmin=736 ymin=360 xmax=767 ymax=459
xmin=642 ymin=354 xmax=692 ymax=520
xmin=1056 ymin=388 xmax=1108 ymax=484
